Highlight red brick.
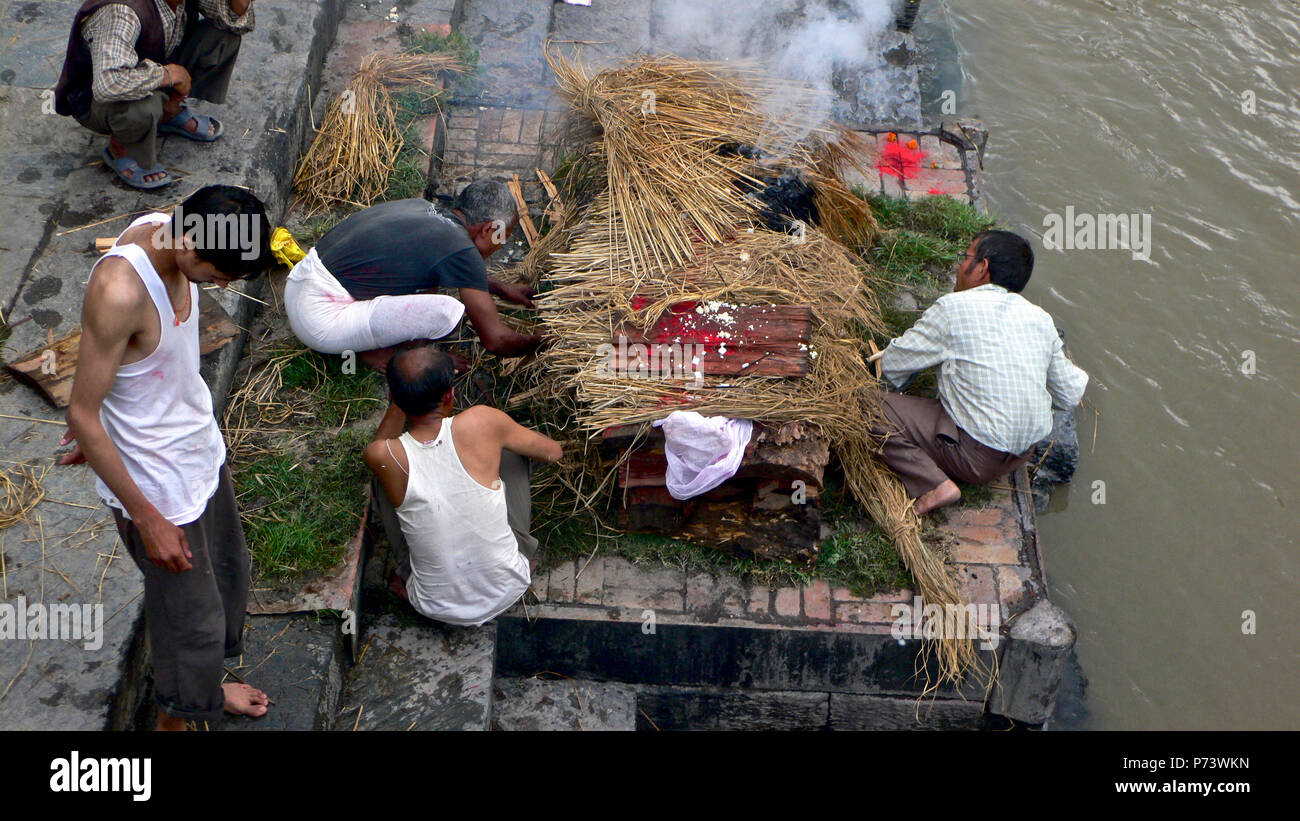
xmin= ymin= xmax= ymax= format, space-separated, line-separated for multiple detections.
xmin=952 ymin=524 xmax=1012 ymax=546
xmin=906 ymin=166 xmax=968 ymax=198
xmin=446 ymin=127 xmax=477 ymax=145
xmin=604 ymin=585 xmax=684 ymax=611
xmin=574 ymin=555 xmax=604 ymax=604
xmin=954 ymin=563 xmax=998 ymax=606
xmin=774 ymin=587 xmax=801 ymax=617
xmin=873 ymin=587 xmax=915 ymax=603
xmin=602 ymin=560 xmax=685 ymax=612
xmin=950 ymin=524 xmax=1020 ymax=565
xmin=478 ymin=141 xmax=541 ymax=157
xmin=836 ymin=601 xmax=901 ymax=625
xmin=747 ymin=586 xmax=772 ymax=616
xmin=497 ymin=109 xmax=524 ymax=143
xmin=441 ymin=150 xmax=474 ymax=166
xmin=520 ymin=109 xmax=545 ymax=143
xmin=919 ymin=134 xmax=963 ymax=170
xmin=831 ymin=586 xmax=856 ymax=602
xmin=946 ymin=508 xmax=1007 ymax=528
xmin=803 ymin=580 xmax=832 ymax=620
xmin=881 ymin=172 xmax=904 ymax=198
xmin=478 ymin=108 xmax=503 ymax=129
xmin=546 ymin=560 xmax=576 ymax=603
xmin=685 ymin=573 xmax=746 ymax=615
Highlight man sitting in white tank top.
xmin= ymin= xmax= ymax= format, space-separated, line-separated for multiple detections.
xmin=364 ymin=341 xmax=563 ymax=626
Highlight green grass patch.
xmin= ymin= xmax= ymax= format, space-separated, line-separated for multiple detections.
xmin=236 ymin=428 xmax=372 ymax=579
xmin=401 ymin=28 xmax=480 ymax=93
xmin=278 ymin=348 xmax=386 ymax=427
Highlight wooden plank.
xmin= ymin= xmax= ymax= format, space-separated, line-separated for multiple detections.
xmin=508 ymin=173 xmax=539 ymax=245
xmin=615 ymin=301 xmax=812 ymax=378
xmin=2 ymin=288 xmax=239 ymax=409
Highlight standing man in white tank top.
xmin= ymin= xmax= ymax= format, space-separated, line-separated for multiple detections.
xmin=364 ymin=341 xmax=562 ymax=626
xmin=60 ymin=185 xmax=273 ymax=730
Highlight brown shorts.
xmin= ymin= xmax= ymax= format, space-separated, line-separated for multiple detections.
xmin=114 ymin=464 xmax=249 ymax=722
xmin=872 ymin=393 xmax=1029 ymax=499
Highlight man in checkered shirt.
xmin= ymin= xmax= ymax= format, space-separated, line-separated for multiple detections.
xmin=876 ymin=230 xmax=1089 ymax=514
xmin=54 ymin=1 xmax=255 ymax=189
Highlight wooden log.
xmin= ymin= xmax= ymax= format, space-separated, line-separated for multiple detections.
xmin=679 ymin=498 xmax=822 ymax=564
xmin=2 ymin=288 xmax=239 ymax=409
xmin=615 ymin=301 xmax=812 ymax=378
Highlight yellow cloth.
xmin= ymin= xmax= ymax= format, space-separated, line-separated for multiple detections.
xmin=271 ymin=227 xmax=306 ymax=267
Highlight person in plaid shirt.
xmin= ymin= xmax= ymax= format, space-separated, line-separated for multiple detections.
xmin=54 ymin=0 xmax=255 ymax=189
xmin=875 ymin=230 xmax=1089 ymax=514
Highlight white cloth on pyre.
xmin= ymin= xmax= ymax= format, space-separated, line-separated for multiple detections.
xmin=652 ymin=411 xmax=754 ymax=500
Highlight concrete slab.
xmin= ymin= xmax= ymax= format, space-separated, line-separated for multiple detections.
xmin=334 ymin=611 xmax=495 ymax=731
xmin=551 ymin=0 xmax=652 ymax=67
xmin=215 ymin=614 xmax=345 ymax=731
xmin=492 ymin=676 xmax=636 ymax=731
xmin=454 ymin=0 xmax=559 ymax=108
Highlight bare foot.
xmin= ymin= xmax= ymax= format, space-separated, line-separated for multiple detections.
xmin=914 ymin=479 xmax=961 ymax=515
xmin=222 ymin=682 xmax=270 ymax=718
xmin=108 ymin=137 xmax=167 ymax=184
xmin=388 ymin=572 xmax=409 ymax=602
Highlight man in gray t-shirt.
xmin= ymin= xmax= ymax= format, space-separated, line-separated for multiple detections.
xmin=286 ymin=181 xmax=542 ymax=370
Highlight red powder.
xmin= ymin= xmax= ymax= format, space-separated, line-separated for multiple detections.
xmin=878 ymin=141 xmax=928 ymax=180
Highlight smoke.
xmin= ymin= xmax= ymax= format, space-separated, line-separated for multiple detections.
xmin=653 ymin=0 xmax=900 ymax=151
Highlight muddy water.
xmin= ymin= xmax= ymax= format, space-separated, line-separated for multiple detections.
xmin=915 ymin=0 xmax=1300 ymax=729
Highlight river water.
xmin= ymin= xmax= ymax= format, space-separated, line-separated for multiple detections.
xmin=913 ymin=0 xmax=1299 ymax=729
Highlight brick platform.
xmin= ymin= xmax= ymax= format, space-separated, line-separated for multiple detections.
xmin=517 ymin=470 xmax=1043 ymax=634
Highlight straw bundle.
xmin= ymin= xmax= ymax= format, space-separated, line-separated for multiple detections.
xmin=293 ymin=52 xmax=464 ymax=215
xmin=507 ymin=50 xmax=988 ymax=689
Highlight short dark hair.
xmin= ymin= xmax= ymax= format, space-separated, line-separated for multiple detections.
xmin=971 ymin=230 xmax=1034 ymax=292
xmin=172 ymin=184 xmax=273 ymax=279
xmin=386 ymin=341 xmax=455 ymax=416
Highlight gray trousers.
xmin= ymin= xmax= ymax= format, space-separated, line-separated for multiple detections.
xmin=114 ymin=465 xmax=249 ymax=723
xmin=373 ymin=449 xmax=539 ymax=585
xmin=75 ymin=20 xmax=242 ymax=168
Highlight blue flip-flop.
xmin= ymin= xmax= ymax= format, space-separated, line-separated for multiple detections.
xmin=158 ymin=107 xmax=223 ymax=142
xmin=101 ymin=146 xmax=172 ymax=190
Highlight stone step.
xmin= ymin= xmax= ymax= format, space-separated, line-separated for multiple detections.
xmin=454 ymin=0 xmax=559 ymax=108
xmin=215 ymin=614 xmax=346 ymax=731
xmin=551 ymin=0 xmax=652 ymax=67
xmin=0 ymin=0 xmax=349 ymax=731
xmin=492 ymin=677 xmax=637 ymax=731
xmin=334 ymin=612 xmax=495 ymax=731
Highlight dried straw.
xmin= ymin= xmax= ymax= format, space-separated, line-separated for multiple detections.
xmin=1 ymin=461 xmax=48 ymax=530
xmin=511 ymin=49 xmax=984 ymax=689
xmin=293 ymin=52 xmax=464 ymax=215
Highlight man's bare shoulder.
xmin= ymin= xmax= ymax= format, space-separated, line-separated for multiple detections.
xmin=85 ymin=255 xmax=149 ymax=317
xmin=363 ymin=437 xmax=406 ymax=470
xmin=454 ymin=404 xmax=509 ymax=427
xmin=453 ymin=405 xmax=514 ymax=444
